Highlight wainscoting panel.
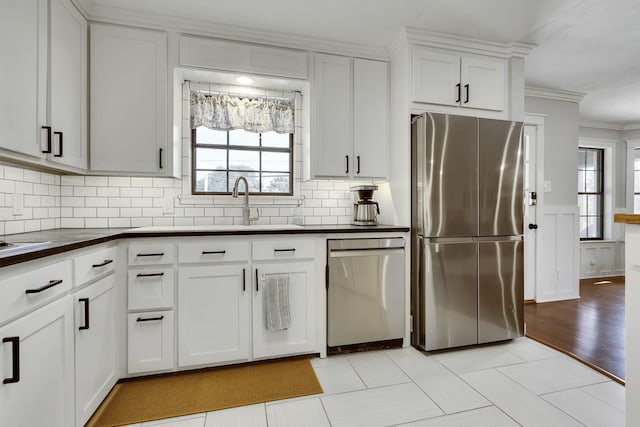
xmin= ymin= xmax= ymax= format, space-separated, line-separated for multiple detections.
xmin=536 ymin=205 xmax=580 ymax=302
xmin=580 ymin=241 xmax=625 ymax=278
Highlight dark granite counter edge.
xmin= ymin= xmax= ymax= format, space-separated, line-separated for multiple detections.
xmin=0 ymin=225 xmax=410 ymax=268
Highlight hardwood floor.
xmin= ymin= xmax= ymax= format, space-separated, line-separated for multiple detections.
xmin=524 ymin=276 xmax=625 ymax=383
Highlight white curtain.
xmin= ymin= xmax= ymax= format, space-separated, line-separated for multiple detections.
xmin=191 ymin=92 xmax=295 ymax=134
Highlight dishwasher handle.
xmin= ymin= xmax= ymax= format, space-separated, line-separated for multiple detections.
xmin=329 ymin=248 xmax=405 ymax=258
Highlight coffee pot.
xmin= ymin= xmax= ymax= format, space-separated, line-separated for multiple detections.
xmin=351 ymin=185 xmax=380 ymax=225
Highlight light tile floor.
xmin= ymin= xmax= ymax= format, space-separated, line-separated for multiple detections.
xmin=127 ymin=338 xmax=624 ymax=427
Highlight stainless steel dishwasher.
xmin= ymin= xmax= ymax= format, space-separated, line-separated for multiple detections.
xmin=327 ymin=238 xmax=405 ymax=352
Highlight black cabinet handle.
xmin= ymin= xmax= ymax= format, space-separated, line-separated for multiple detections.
xmin=41 ymin=126 xmax=52 ymax=153
xmin=242 ymin=268 xmax=246 ymax=292
xmin=79 ymin=298 xmax=90 ymax=330
xmin=54 ymin=131 xmax=63 ymax=157
xmin=159 ymin=148 xmax=164 ymax=169
xmin=136 ymin=272 xmax=164 ymax=278
xmin=25 ymin=279 xmax=63 ymax=294
xmin=202 ymin=250 xmax=226 ymax=255
xmin=274 ymin=248 xmax=296 ymax=253
xmin=464 ymin=84 xmax=469 ymax=103
xmin=136 ymin=252 xmax=164 ymax=257
xmin=92 ymin=259 xmax=113 ymax=268
xmin=136 ymin=316 xmax=164 ymax=322
xmin=357 ymin=156 xmax=361 ymax=174
xmin=528 ymin=223 xmax=538 ymax=230
xmin=255 ymin=269 xmax=259 ymax=292
xmin=2 ymin=337 xmax=19 ymax=384
xmin=345 ymin=155 xmax=349 ymax=174
xmin=456 ymin=83 xmax=461 ymax=103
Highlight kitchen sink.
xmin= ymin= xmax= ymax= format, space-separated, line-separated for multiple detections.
xmin=124 ymin=224 xmax=304 ymax=233
xmin=0 ymin=241 xmax=51 ymax=257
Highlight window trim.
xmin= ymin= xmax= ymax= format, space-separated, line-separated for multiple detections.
xmin=578 ymin=146 xmax=604 ymax=241
xmin=627 ymin=139 xmax=640 ymax=214
xmin=191 ymin=128 xmax=294 ymax=196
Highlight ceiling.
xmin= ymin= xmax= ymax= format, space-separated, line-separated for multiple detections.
xmin=82 ymin=0 xmax=640 ymax=126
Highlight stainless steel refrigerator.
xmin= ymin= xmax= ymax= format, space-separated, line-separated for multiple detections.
xmin=411 ymin=112 xmax=524 ymax=351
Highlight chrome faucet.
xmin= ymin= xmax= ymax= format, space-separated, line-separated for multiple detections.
xmin=232 ymin=176 xmax=258 ymax=225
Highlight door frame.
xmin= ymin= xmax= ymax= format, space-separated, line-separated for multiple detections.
xmin=524 ymin=113 xmax=545 ymax=302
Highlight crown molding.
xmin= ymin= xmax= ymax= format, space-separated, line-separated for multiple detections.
xmin=403 ymin=27 xmax=535 ymax=59
xmin=578 ymin=121 xmax=624 ymax=131
xmin=525 ymin=86 xmax=585 ymax=103
xmin=623 ymin=122 xmax=640 ymax=131
xmin=85 ymin=4 xmax=388 ymax=60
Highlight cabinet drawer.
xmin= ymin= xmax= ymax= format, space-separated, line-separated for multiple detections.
xmin=252 ymin=239 xmax=316 ymax=261
xmin=127 ymin=310 xmax=174 ymax=374
xmin=0 ymin=259 xmax=72 ymax=325
xmin=128 ymin=268 xmax=174 ymax=310
xmin=128 ymin=243 xmax=175 ymax=266
xmin=74 ymin=245 xmax=117 ymax=287
xmin=178 ymin=240 xmax=250 ymax=264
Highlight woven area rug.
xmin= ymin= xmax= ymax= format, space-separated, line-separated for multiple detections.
xmin=87 ymin=358 xmax=323 ymax=427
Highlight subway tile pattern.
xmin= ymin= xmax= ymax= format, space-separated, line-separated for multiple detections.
xmin=124 ymin=338 xmax=625 ymax=427
xmin=1 ymin=81 xmax=370 ymax=235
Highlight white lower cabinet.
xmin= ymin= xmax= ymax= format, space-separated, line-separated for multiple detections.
xmin=128 ymin=310 xmax=174 ymax=374
xmin=178 ymin=264 xmax=250 ymax=367
xmin=74 ymin=275 xmax=116 ymax=427
xmin=252 ymin=261 xmax=316 ymax=359
xmin=0 ymin=296 xmax=74 ymax=427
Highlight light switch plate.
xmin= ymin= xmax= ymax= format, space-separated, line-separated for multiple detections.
xmin=12 ymin=193 xmax=24 ymax=216
xmin=543 ymin=180 xmax=552 ymax=192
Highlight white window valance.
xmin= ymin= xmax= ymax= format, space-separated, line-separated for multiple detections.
xmin=190 ymin=92 xmax=295 ymax=134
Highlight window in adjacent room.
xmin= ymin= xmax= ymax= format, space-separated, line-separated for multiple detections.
xmin=578 ymin=147 xmax=604 ymax=240
xmin=190 ymin=91 xmax=294 ymax=195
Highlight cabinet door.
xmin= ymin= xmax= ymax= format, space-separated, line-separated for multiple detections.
xmin=461 ymin=56 xmax=506 ymax=111
xmin=75 ymin=275 xmax=116 ymax=427
xmin=353 ymin=59 xmax=388 ymax=179
xmin=252 ymin=262 xmax=316 ymax=358
xmin=90 ymin=24 xmax=168 ymax=174
xmin=48 ymin=0 xmax=87 ymax=169
xmin=0 ymin=297 xmax=74 ymax=427
xmin=127 ymin=310 xmax=173 ymax=374
xmin=313 ymin=53 xmax=352 ymax=177
xmin=0 ymin=0 xmax=46 ymax=158
xmin=177 ymin=265 xmax=250 ymax=367
xmin=412 ymin=48 xmax=460 ymax=106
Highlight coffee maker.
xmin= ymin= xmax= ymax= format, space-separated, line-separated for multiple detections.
xmin=351 ymin=185 xmax=380 ymax=225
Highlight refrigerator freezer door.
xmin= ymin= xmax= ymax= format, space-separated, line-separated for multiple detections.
xmin=415 ymin=113 xmax=478 ymax=237
xmin=478 ymin=239 xmax=524 ymax=343
xmin=418 ymin=238 xmax=478 ymax=351
xmin=478 ymin=119 xmax=524 ymax=236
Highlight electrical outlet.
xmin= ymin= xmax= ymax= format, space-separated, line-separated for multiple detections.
xmin=162 ymin=196 xmax=174 ymax=214
xmin=543 ymin=180 xmax=552 ymax=192
xmin=12 ymin=193 xmax=24 ymax=216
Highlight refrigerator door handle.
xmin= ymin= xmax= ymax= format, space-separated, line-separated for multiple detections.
xmin=473 ymin=235 xmax=523 ymax=242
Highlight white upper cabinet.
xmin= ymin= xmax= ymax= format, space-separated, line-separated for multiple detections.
xmin=313 ymin=54 xmax=389 ymax=180
xmin=90 ymin=24 xmax=169 ymax=175
xmin=48 ymin=0 xmax=87 ymax=169
xmin=412 ymin=46 xmax=506 ymax=112
xmin=0 ymin=0 xmax=87 ymax=171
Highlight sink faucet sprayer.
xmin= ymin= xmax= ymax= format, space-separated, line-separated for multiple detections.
xmin=232 ymin=176 xmax=259 ymax=225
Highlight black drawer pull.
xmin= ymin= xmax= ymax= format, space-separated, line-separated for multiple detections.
xmin=464 ymin=84 xmax=470 ymax=103
xmin=2 ymin=337 xmax=19 ymax=384
xmin=136 ymin=316 xmax=164 ymax=322
xmin=202 ymin=250 xmax=226 ymax=255
xmin=54 ymin=131 xmax=63 ymax=157
xmin=136 ymin=252 xmax=164 ymax=257
xmin=136 ymin=272 xmax=164 ymax=278
xmin=25 ymin=279 xmax=63 ymax=294
xmin=274 ymin=248 xmax=296 ymax=253
xmin=41 ymin=126 xmax=52 ymax=153
xmin=242 ymin=268 xmax=246 ymax=292
xmin=255 ymin=269 xmax=259 ymax=292
xmin=92 ymin=259 xmax=114 ymax=268
xmin=79 ymin=298 xmax=90 ymax=330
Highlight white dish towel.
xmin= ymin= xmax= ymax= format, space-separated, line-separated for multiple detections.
xmin=265 ymin=274 xmax=291 ymax=330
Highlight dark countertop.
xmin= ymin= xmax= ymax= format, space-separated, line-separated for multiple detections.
xmin=0 ymin=224 xmax=409 ymax=267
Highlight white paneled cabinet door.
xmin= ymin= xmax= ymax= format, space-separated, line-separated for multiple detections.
xmin=48 ymin=0 xmax=87 ymax=169
xmin=178 ymin=265 xmax=250 ymax=367
xmin=313 ymin=53 xmax=352 ymax=177
xmin=90 ymin=24 xmax=168 ymax=174
xmin=74 ymin=275 xmax=116 ymax=427
xmin=460 ymin=56 xmax=505 ymax=111
xmin=0 ymin=0 xmax=46 ymax=158
xmin=252 ymin=262 xmax=315 ymax=359
xmin=353 ymin=59 xmax=388 ymax=179
xmin=127 ymin=310 xmax=173 ymax=373
xmin=0 ymin=297 xmax=74 ymax=427
xmin=411 ymin=48 xmax=460 ymax=106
